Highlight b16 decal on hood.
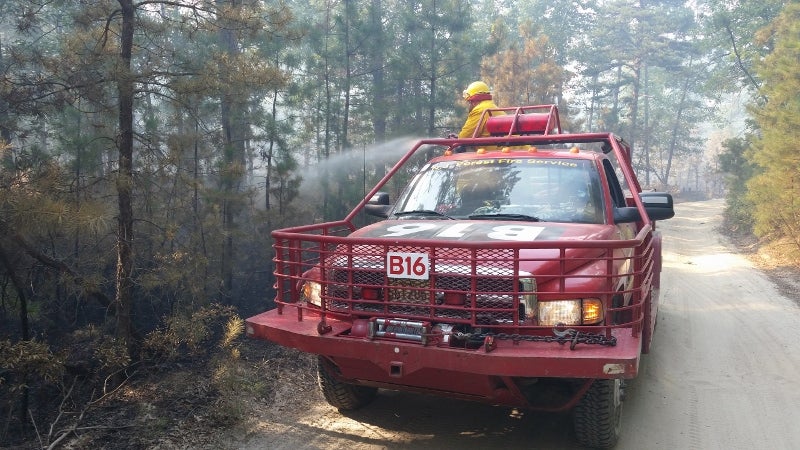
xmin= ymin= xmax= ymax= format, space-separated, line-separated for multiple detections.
xmin=351 ymin=221 xmax=612 ymax=242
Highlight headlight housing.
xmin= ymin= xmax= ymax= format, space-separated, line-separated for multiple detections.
xmin=301 ymin=281 xmax=322 ymax=307
xmin=538 ymin=298 xmax=604 ymax=326
xmin=520 ymin=276 xmax=537 ymax=320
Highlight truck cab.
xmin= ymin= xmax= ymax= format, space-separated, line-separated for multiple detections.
xmin=246 ymin=105 xmax=674 ymax=448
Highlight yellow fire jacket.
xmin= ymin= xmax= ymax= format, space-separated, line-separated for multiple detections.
xmin=458 ymin=99 xmax=504 ymax=138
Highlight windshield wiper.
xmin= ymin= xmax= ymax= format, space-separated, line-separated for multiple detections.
xmin=468 ymin=213 xmax=541 ymax=222
xmin=393 ymin=210 xmax=455 ymax=220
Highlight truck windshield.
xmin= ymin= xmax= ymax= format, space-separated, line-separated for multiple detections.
xmin=393 ymin=157 xmax=605 ymax=224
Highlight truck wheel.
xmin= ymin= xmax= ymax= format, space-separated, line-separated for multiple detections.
xmin=573 ymin=379 xmax=622 ymax=449
xmin=317 ymin=356 xmax=377 ymax=411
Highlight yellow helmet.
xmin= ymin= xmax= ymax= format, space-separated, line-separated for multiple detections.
xmin=462 ymin=81 xmax=491 ymax=101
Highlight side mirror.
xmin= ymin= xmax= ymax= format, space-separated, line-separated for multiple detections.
xmin=613 ymin=192 xmax=675 ymax=224
xmin=364 ymin=192 xmax=392 ymax=218
xmin=640 ymin=192 xmax=675 ymax=221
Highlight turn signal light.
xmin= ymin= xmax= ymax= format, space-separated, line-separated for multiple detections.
xmin=538 ymin=298 xmax=604 ymax=326
xmin=582 ymin=298 xmax=604 ymax=324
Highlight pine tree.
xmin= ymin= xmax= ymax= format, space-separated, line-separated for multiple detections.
xmin=746 ymin=3 xmax=800 ymax=244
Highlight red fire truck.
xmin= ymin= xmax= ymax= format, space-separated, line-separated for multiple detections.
xmin=246 ymin=105 xmax=674 ymax=448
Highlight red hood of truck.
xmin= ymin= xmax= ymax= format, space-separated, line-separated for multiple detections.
xmin=347 ymin=220 xmax=619 ymax=279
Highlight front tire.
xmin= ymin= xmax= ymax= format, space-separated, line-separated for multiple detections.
xmin=317 ymin=356 xmax=377 ymax=411
xmin=573 ymin=379 xmax=623 ymax=449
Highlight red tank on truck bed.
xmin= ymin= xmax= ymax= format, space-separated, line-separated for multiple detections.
xmin=246 ymin=105 xmax=674 ymax=448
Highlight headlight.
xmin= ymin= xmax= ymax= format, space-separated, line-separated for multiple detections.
xmin=538 ymin=298 xmax=604 ymax=326
xmin=301 ymin=281 xmax=322 ymax=307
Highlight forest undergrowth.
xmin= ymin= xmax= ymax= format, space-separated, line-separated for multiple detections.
xmin=4 ymin=204 xmax=800 ymax=450
xmin=2 ymin=338 xmax=315 ymax=449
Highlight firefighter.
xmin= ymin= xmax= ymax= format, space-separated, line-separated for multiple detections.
xmin=458 ymin=81 xmax=504 ymax=138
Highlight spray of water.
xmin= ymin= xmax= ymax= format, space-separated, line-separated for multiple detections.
xmin=297 ymin=136 xmax=423 ymax=198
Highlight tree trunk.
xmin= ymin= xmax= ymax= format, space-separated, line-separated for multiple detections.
xmin=265 ymin=86 xmax=277 ymax=211
xmin=427 ymin=0 xmax=438 ymax=136
xmin=322 ymin=3 xmax=333 ymax=220
xmin=0 ymin=246 xmax=30 ymax=431
xmin=115 ymin=0 xmax=135 ymax=357
xmin=342 ymin=0 xmax=353 ymax=150
xmin=662 ymin=57 xmax=694 ymax=187
xmin=0 ymin=35 xmax=11 ymax=145
xmin=642 ymin=65 xmax=651 ymax=187
xmin=628 ymin=57 xmax=641 ymax=156
xmin=369 ymin=0 xmax=386 ymax=143
xmin=217 ymin=0 xmax=247 ymax=294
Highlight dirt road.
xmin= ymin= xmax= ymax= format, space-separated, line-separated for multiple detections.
xmin=228 ymin=199 xmax=800 ymax=449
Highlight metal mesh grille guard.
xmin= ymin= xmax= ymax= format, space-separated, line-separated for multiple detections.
xmin=272 ymin=232 xmax=656 ymax=338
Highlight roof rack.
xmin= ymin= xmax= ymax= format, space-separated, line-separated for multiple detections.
xmin=480 ymin=104 xmax=562 ymax=137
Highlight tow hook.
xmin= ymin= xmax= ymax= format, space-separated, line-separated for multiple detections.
xmin=317 ymin=321 xmax=332 ymax=335
xmin=483 ymin=335 xmax=497 ymax=353
xmin=553 ymin=326 xmax=581 ymax=350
